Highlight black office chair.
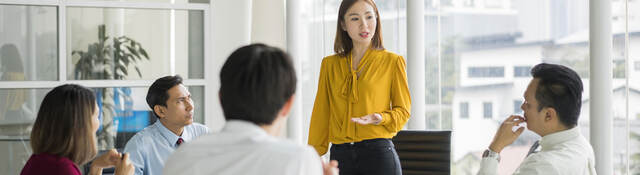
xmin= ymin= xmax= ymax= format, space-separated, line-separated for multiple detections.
xmin=392 ymin=130 xmax=452 ymax=175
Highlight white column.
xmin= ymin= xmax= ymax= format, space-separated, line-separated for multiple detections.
xmin=285 ymin=0 xmax=303 ymax=144
xmin=589 ymin=0 xmax=613 ymax=174
xmin=104 ymin=7 xmax=126 ymax=74
xmin=104 ymin=8 xmax=124 ymax=39
xmin=207 ymin=0 xmax=252 ymax=131
xmin=407 ymin=0 xmax=426 ymax=130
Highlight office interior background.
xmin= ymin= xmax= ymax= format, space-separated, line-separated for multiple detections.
xmin=0 ymin=0 xmax=638 ymax=174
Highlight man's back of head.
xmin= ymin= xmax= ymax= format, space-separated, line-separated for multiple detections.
xmin=163 ymin=44 xmax=329 ymax=175
xmin=219 ymin=43 xmax=297 ymax=126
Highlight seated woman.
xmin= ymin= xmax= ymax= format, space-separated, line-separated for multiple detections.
xmin=21 ymin=84 xmax=134 ymax=175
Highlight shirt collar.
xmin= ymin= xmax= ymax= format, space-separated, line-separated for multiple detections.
xmin=154 ymin=121 xmax=189 ymax=147
xmin=540 ymin=126 xmax=581 ymax=151
xmin=222 ymin=120 xmax=269 ymax=137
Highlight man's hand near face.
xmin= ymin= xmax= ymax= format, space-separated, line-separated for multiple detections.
xmin=489 ymin=115 xmax=526 ymax=153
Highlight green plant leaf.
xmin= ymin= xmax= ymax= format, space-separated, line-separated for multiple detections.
xmin=135 ymin=67 xmax=142 ymax=77
xmin=98 ymin=25 xmax=105 ymax=41
xmin=74 ymin=24 xmax=151 ymax=80
xmin=126 ymin=46 xmax=141 ymax=59
xmin=119 ymin=36 xmax=131 ymax=42
xmin=96 ymin=58 xmax=112 ymax=63
xmin=139 ymin=49 xmax=149 ymax=60
xmin=127 ymin=55 xmax=138 ymax=64
xmin=121 ymin=57 xmax=130 ymax=67
xmin=116 ymin=65 xmax=128 ymax=75
xmin=72 ymin=51 xmax=84 ymax=56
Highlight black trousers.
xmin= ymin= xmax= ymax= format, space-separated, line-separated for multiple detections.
xmin=330 ymin=138 xmax=402 ymax=175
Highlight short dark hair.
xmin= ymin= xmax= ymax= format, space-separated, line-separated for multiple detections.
xmin=531 ymin=63 xmax=583 ymax=127
xmin=219 ymin=43 xmax=297 ymax=125
xmin=31 ymin=84 xmax=97 ymax=166
xmin=146 ymin=75 xmax=183 ymax=118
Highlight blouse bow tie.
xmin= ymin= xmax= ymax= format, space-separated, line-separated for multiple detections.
xmin=341 ymin=70 xmax=359 ymax=103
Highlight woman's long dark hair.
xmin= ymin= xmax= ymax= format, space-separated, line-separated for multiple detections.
xmin=30 ymin=84 xmax=98 ymax=166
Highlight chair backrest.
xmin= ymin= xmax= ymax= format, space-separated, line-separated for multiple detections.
xmin=392 ymin=130 xmax=452 ymax=175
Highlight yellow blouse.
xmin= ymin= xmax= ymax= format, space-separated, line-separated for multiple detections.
xmin=308 ymin=49 xmax=411 ymax=155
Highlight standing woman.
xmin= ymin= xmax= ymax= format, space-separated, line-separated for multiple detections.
xmin=21 ymin=84 xmax=133 ymax=175
xmin=308 ymin=0 xmax=411 ymax=175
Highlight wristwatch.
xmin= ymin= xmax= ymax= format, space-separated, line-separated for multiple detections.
xmin=482 ymin=149 xmax=500 ymax=162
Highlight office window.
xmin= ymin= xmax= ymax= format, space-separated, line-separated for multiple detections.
xmin=68 ymin=0 xmax=210 ymax=3
xmin=514 ymin=66 xmax=532 ymax=77
xmin=468 ymin=67 xmax=505 ymax=78
xmin=0 ymin=1 xmax=210 ymax=174
xmin=67 ymin=8 xmax=204 ymax=80
xmin=460 ymin=102 xmax=469 ymax=119
xmin=483 ymin=102 xmax=493 ymax=119
xmin=0 ymin=5 xmax=58 ymax=81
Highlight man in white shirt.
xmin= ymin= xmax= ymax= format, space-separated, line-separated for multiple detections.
xmin=163 ymin=43 xmax=338 ymax=175
xmin=477 ymin=63 xmax=596 ymax=175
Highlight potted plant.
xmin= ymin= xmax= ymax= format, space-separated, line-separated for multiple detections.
xmin=72 ymin=24 xmax=149 ymax=149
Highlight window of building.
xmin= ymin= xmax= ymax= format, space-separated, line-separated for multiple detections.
xmin=0 ymin=2 xmax=210 ymax=174
xmin=514 ymin=66 xmax=532 ymax=77
xmin=468 ymin=67 xmax=505 ymax=78
xmin=460 ymin=102 xmax=469 ymax=119
xmin=483 ymin=102 xmax=493 ymax=119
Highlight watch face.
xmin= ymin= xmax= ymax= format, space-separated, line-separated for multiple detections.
xmin=482 ymin=150 xmax=490 ymax=157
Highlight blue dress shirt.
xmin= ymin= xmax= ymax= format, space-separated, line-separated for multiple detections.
xmin=124 ymin=121 xmax=209 ymax=175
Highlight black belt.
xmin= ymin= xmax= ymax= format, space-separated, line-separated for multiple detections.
xmin=332 ymin=138 xmax=392 ymax=148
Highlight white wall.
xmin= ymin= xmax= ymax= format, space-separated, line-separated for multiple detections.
xmin=251 ymin=0 xmax=286 ymax=49
xmin=207 ymin=0 xmax=253 ymax=131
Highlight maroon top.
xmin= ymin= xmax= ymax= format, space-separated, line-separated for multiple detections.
xmin=21 ymin=153 xmax=82 ymax=175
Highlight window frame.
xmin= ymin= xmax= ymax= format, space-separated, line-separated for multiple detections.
xmin=0 ymin=0 xmax=212 ymax=132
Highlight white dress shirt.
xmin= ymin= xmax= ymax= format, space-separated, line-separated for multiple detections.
xmin=478 ymin=127 xmax=597 ymax=175
xmin=163 ymin=120 xmax=324 ymax=175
